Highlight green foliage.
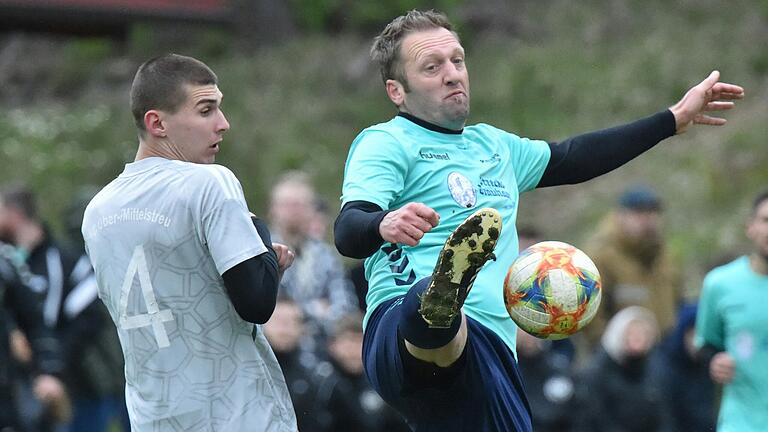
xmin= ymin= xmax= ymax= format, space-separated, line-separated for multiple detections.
xmin=0 ymin=0 xmax=765 ymax=283
xmin=289 ymin=0 xmax=462 ymax=32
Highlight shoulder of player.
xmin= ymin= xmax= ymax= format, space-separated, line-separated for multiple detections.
xmin=702 ymin=256 xmax=747 ymax=290
xmin=181 ymin=163 xmax=241 ymax=188
xmin=465 ymin=122 xmax=528 ymax=141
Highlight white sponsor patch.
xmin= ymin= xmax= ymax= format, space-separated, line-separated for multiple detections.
xmin=447 ymin=172 xmax=476 ymax=208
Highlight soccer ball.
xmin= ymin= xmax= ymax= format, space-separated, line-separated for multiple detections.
xmin=503 ymin=241 xmax=601 ymax=340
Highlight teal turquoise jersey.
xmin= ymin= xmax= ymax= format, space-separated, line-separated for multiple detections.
xmin=695 ymin=256 xmax=768 ymax=432
xmin=341 ymin=115 xmax=550 ymax=352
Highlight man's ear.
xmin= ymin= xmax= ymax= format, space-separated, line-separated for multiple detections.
xmin=385 ymin=79 xmax=406 ymax=107
xmin=144 ymin=110 xmax=166 ymax=138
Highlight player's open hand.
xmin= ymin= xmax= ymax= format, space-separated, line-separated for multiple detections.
xmin=272 ymin=243 xmax=294 ymax=278
xmin=709 ymin=351 xmax=735 ymax=384
xmin=669 ymin=70 xmax=744 ymax=134
xmin=379 ymin=202 xmax=440 ymax=246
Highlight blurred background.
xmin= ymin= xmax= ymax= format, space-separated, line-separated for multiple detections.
xmin=0 ymin=1 xmax=765 ymax=431
xmin=1 ymin=0 xmax=766 ymax=290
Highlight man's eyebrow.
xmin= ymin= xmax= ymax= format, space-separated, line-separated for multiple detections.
xmin=195 ymin=98 xmax=219 ymax=107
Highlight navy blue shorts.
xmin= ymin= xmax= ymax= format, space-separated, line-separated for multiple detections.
xmin=363 ymin=296 xmax=533 ymax=432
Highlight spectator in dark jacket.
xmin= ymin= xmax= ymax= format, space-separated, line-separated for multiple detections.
xmin=575 ymin=306 xmax=664 ymax=432
xmin=264 ymin=297 xmax=323 ymax=431
xmin=0 ymin=241 xmax=67 ymax=430
xmin=516 ymin=328 xmax=577 ymax=432
xmin=651 ymin=303 xmax=717 ymax=432
xmin=0 ymin=184 xmax=123 ymax=431
xmin=314 ymin=312 xmax=409 ymax=432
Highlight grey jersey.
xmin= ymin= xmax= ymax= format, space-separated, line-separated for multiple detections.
xmin=82 ymin=157 xmax=297 ymax=431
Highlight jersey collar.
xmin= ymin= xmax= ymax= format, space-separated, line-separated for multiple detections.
xmin=397 ymin=112 xmax=463 ymax=135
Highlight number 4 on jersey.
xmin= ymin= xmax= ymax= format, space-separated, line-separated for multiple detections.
xmin=119 ymin=245 xmax=174 ymax=348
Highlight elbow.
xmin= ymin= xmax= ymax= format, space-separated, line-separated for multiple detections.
xmin=334 ymin=234 xmax=370 ymax=259
xmin=232 ymin=292 xmax=277 ymax=324
xmin=333 ymin=216 xmax=359 ymax=258
xmin=334 ymin=233 xmax=355 ymax=258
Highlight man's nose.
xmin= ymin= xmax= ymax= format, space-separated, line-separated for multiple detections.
xmin=218 ymin=111 xmax=230 ymax=132
xmin=443 ymin=62 xmax=462 ymax=85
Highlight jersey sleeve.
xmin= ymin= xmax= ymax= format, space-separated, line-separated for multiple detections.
xmin=694 ymin=270 xmax=725 ymax=350
xmin=506 ymin=133 xmax=551 ymax=193
xmin=195 ymin=166 xmax=267 ymax=275
xmin=341 ymin=129 xmax=409 ymax=210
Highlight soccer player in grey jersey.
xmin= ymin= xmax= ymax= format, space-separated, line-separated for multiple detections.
xmin=82 ymin=54 xmax=298 ymax=431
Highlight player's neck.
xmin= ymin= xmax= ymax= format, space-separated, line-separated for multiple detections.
xmin=398 ymin=112 xmax=464 ymax=134
xmin=136 ymin=138 xmax=187 ymax=162
xmin=749 ymin=253 xmax=768 ymax=276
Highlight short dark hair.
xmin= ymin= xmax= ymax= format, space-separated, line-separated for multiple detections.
xmin=130 ymin=54 xmax=218 ymax=133
xmin=751 ymin=189 xmax=768 ymax=216
xmin=0 ymin=184 xmax=38 ymax=220
xmin=618 ymin=184 xmax=662 ymax=212
xmin=371 ymin=10 xmax=458 ymax=90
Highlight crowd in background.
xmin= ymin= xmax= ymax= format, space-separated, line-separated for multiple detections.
xmin=0 ymin=174 xmax=739 ymax=431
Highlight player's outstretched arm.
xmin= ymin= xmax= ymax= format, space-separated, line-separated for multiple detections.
xmin=669 ymin=70 xmax=744 ymax=134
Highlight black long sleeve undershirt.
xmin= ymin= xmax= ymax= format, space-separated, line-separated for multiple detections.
xmin=333 ymin=110 xmax=677 ymax=259
xmin=538 ymin=110 xmax=675 ymax=187
xmin=334 ymin=201 xmax=389 ymax=259
xmin=221 ymin=216 xmax=280 ymax=324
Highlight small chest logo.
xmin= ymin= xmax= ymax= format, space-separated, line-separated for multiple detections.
xmin=447 ymin=172 xmax=476 ymax=208
xmin=419 ymin=150 xmax=450 ymax=160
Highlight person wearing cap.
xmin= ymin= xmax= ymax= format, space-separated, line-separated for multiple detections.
xmin=579 ymin=184 xmax=683 ymax=362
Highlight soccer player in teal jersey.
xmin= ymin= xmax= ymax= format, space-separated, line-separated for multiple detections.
xmin=695 ymin=190 xmax=768 ymax=432
xmin=334 ymin=10 xmax=744 ymax=432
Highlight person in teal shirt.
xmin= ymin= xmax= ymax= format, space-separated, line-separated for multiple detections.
xmin=334 ymin=10 xmax=744 ymax=431
xmin=695 ymin=190 xmax=768 ymax=432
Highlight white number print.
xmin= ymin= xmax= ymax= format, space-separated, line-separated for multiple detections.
xmin=119 ymin=245 xmax=174 ymax=348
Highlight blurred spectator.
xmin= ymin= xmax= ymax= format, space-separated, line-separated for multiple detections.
xmin=0 ymin=240 xmax=68 ymax=431
xmin=62 ymin=185 xmax=128 ymax=432
xmin=269 ymin=171 xmax=357 ymax=336
xmin=307 ymin=196 xmax=331 ymax=242
xmin=581 ymin=184 xmax=682 ymax=359
xmin=575 ymin=306 xmax=664 ymax=432
xmin=0 ymin=184 xmax=124 ymax=431
xmin=314 ymin=312 xmax=409 ymax=432
xmin=650 ymin=303 xmax=716 ymax=432
xmin=516 ymin=328 xmax=577 ymax=432
xmin=263 ymin=297 xmax=323 ymax=431
xmin=695 ymin=190 xmax=768 ymax=431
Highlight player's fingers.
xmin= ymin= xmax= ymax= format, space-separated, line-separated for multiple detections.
xmin=697 ymin=70 xmax=720 ymax=90
xmin=693 ymin=114 xmax=727 ymax=126
xmin=282 ymin=250 xmax=295 ymax=267
xmin=705 ymin=101 xmax=734 ymax=111
xmin=406 ymin=224 xmax=424 ymax=241
xmin=411 ymin=203 xmax=440 ymax=227
xmin=410 ymin=217 xmax=434 ymax=234
xmin=398 ymin=231 xmax=418 ymax=246
xmin=712 ymin=83 xmax=745 ymax=98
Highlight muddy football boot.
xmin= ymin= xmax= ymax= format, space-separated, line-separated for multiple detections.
xmin=419 ymin=208 xmax=502 ymax=328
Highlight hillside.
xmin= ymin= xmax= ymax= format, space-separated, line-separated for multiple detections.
xmin=0 ymin=0 xmax=765 ymax=288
